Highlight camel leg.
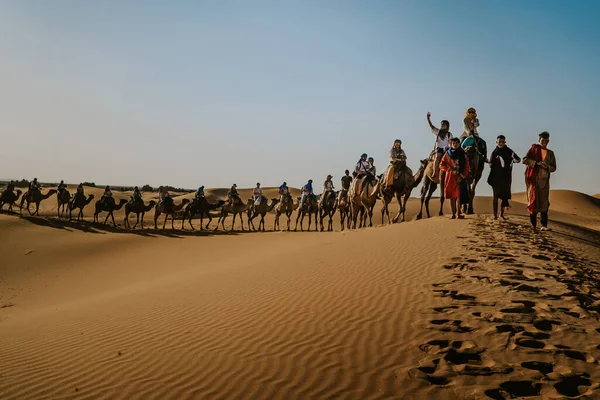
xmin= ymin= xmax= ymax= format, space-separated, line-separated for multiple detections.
xmin=239 ymin=213 xmax=245 ymax=231
xmin=162 ymin=214 xmax=168 ymax=230
xmin=132 ymin=214 xmax=139 ymax=229
xmin=416 ymin=182 xmax=428 ymax=220
xmin=205 ymin=214 xmax=213 ymax=230
xmin=294 ymin=212 xmax=301 ymax=231
xmin=140 ymin=213 xmax=145 ymax=230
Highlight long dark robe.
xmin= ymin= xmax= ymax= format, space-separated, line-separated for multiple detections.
xmin=487 ymin=146 xmax=520 ymax=206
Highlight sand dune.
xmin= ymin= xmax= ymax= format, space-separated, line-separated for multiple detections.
xmin=1 ymin=186 xmax=599 ymax=399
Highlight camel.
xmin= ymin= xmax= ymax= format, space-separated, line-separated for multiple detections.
xmin=124 ymin=199 xmax=156 ymax=230
xmin=68 ymin=194 xmax=95 ymax=221
xmin=294 ymin=194 xmax=319 ymax=232
xmin=0 ymin=188 xmax=22 ymax=213
xmin=19 ymin=188 xmax=57 ymax=216
xmin=462 ymin=143 xmax=486 ymax=215
xmin=380 ymin=160 xmax=427 ymax=224
xmin=153 ymin=198 xmax=190 ymax=229
xmin=318 ymin=190 xmax=337 ymax=232
xmin=57 ymin=189 xmax=71 ymax=218
xmin=416 ymin=152 xmax=446 ymax=219
xmin=93 ymin=198 xmax=128 ymax=227
xmin=247 ymin=198 xmax=280 ymax=231
xmin=215 ymin=199 xmax=252 ymax=231
xmin=349 ymin=176 xmax=380 ymax=229
xmin=335 ymin=189 xmax=351 ymax=231
xmin=181 ymin=198 xmax=225 ymax=231
xmin=273 ymin=195 xmax=300 ymax=231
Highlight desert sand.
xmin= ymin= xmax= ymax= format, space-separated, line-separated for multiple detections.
xmin=1 ymin=186 xmax=599 ymax=399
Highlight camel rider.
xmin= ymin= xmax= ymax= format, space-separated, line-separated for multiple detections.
xmin=301 ymin=180 xmax=314 ymax=208
xmin=338 ymin=170 xmax=352 ymax=203
xmin=352 ymin=153 xmax=371 ymax=196
xmin=355 ymin=153 xmax=370 ymax=178
xmin=278 ymin=182 xmax=290 ymax=202
xmin=101 ymin=185 xmax=113 ymax=204
xmin=341 ymin=170 xmax=352 ymax=191
xmin=253 ymin=183 xmax=263 ymax=206
xmin=320 ymin=175 xmax=334 ymax=206
xmin=29 ymin=178 xmax=40 ymax=194
xmin=384 ymin=139 xmax=408 ymax=188
xmin=57 ymin=180 xmax=67 ymax=196
xmin=228 ymin=184 xmax=241 ymax=206
xmin=76 ymin=183 xmax=85 ymax=199
xmin=132 ymin=186 xmax=142 ymax=204
xmin=427 ymin=112 xmax=453 ymax=178
xmin=367 ymin=157 xmax=376 ymax=177
xmin=157 ymin=186 xmax=170 ymax=204
xmin=195 ymin=186 xmax=205 ymax=200
xmin=461 ymin=107 xmax=488 ymax=162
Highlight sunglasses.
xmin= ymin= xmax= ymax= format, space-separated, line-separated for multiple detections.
xmin=468 ymin=111 xmax=476 ymax=114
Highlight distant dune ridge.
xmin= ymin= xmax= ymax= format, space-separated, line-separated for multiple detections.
xmin=1 ymin=184 xmax=599 ymax=399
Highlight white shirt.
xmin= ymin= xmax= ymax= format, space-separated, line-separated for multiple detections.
xmin=432 ymin=128 xmax=453 ymax=150
xmin=253 ymin=187 xmax=262 ymax=198
xmin=323 ymin=180 xmax=334 ymax=190
xmin=356 ymin=160 xmax=370 ymax=174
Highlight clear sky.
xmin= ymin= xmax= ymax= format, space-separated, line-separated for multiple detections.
xmin=1 ymin=0 xmax=599 ymax=195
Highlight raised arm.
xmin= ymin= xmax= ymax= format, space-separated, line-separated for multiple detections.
xmin=426 ymin=112 xmax=437 ymax=131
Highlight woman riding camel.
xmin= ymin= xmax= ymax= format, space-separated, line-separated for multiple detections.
xmin=384 ymin=139 xmax=407 ymax=189
xmin=461 ymin=107 xmax=487 ymax=161
xmin=426 ymin=112 xmax=453 ymax=178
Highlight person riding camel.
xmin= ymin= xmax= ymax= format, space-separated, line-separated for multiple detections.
xmin=132 ymin=186 xmax=142 ymax=204
xmin=301 ymin=180 xmax=314 ymax=209
xmin=320 ymin=175 xmax=334 ymax=206
xmin=57 ymin=180 xmax=67 ymax=196
xmin=426 ymin=112 xmax=453 ymax=179
xmin=253 ymin=183 xmax=263 ymax=206
xmin=29 ymin=178 xmax=41 ymax=194
xmin=461 ymin=107 xmax=487 ymax=162
xmin=352 ymin=153 xmax=371 ymax=196
xmin=228 ymin=184 xmax=241 ymax=206
xmin=101 ymin=185 xmax=113 ymax=204
xmin=384 ymin=139 xmax=408 ymax=189
xmin=278 ymin=182 xmax=290 ymax=203
xmin=367 ymin=157 xmax=376 ymax=176
xmin=158 ymin=186 xmax=172 ymax=206
xmin=76 ymin=183 xmax=85 ymax=200
xmin=195 ymin=186 xmax=205 ymax=200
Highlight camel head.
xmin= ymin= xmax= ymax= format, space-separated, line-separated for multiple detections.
xmin=216 ymin=200 xmax=226 ymax=207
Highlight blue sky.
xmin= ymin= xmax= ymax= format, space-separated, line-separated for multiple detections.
xmin=1 ymin=0 xmax=598 ymax=195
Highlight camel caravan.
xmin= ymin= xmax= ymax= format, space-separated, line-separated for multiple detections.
xmin=2 ymin=107 xmax=550 ymax=231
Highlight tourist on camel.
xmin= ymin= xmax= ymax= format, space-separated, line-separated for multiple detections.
xmin=253 ymin=183 xmax=263 ymax=206
xmin=228 ymin=184 xmax=241 ymax=206
xmin=487 ymin=135 xmax=521 ymax=220
xmin=132 ymin=186 xmax=142 ymax=204
xmin=57 ymin=180 xmax=67 ymax=197
xmin=278 ymin=182 xmax=290 ymax=203
xmin=101 ymin=185 xmax=113 ymax=204
xmin=439 ymin=137 xmax=470 ymax=219
xmin=301 ymin=180 xmax=314 ymax=208
xmin=195 ymin=186 xmax=205 ymax=199
xmin=320 ymin=175 xmax=334 ymax=206
xmin=383 ymin=139 xmax=407 ymax=189
xmin=460 ymin=107 xmax=487 ymax=162
xmin=426 ymin=112 xmax=453 ymax=178
xmin=352 ymin=153 xmax=372 ymax=196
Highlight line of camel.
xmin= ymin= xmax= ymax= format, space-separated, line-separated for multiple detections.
xmin=0 ymin=148 xmax=486 ymax=232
